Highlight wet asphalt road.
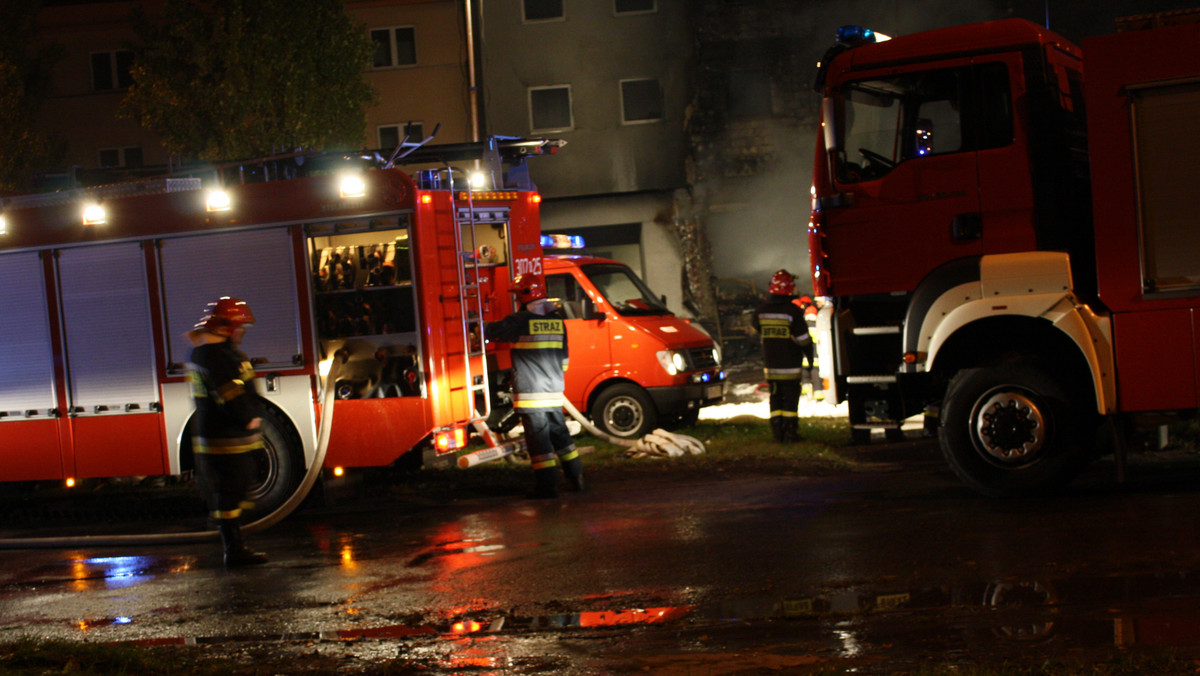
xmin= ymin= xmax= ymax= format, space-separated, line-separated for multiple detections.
xmin=5 ymin=439 xmax=1200 ymax=673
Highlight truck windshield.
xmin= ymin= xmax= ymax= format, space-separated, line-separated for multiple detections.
xmin=833 ymin=63 xmax=1012 ymax=184
xmin=836 ymin=67 xmax=965 ymax=182
xmin=580 ymin=263 xmax=672 ymax=317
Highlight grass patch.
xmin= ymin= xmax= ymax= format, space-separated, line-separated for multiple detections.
xmin=447 ymin=416 xmax=856 ymax=478
xmin=357 ymin=416 xmax=857 ymax=502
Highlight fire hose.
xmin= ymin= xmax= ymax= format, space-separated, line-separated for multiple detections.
xmin=562 ymin=400 xmax=705 ymax=458
xmin=0 ymin=351 xmax=348 ymax=550
xmin=458 ymin=399 xmax=705 ymax=467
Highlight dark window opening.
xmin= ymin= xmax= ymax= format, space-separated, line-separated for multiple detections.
xmin=524 ymin=0 xmax=563 ymax=21
xmin=621 ymin=79 xmax=663 ymax=123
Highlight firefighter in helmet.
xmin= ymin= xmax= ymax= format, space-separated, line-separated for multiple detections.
xmin=486 ymin=273 xmax=584 ymax=498
xmin=186 ymin=297 xmax=269 ymax=566
xmin=753 ymin=270 xmax=814 ymax=442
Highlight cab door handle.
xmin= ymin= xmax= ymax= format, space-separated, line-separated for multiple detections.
xmin=952 ymin=212 xmax=982 ymax=241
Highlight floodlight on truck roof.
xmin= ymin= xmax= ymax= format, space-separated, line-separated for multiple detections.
xmin=205 ymin=189 xmax=231 ymax=212
xmin=81 ymin=202 xmax=106 ymax=225
xmin=339 ymin=173 xmax=366 ymax=199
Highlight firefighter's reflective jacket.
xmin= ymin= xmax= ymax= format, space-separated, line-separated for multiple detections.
xmin=188 ymin=341 xmax=265 ymax=454
xmin=753 ymin=294 xmax=814 ymax=380
xmin=486 ymin=306 xmax=569 ymax=410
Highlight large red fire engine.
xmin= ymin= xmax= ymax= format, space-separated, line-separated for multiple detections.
xmin=0 ymin=137 xmax=563 ymax=514
xmin=809 ymin=12 xmax=1200 ymax=495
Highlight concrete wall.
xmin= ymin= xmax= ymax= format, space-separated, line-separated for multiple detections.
xmin=540 ymin=191 xmax=689 ymax=316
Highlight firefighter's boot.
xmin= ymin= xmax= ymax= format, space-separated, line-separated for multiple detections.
xmin=782 ymin=418 xmax=800 ymax=443
xmin=769 ymin=417 xmax=785 ymax=443
xmin=527 ymin=467 xmax=560 ymax=499
xmin=558 ymin=446 xmax=585 ymax=492
xmin=218 ymin=520 xmax=268 ymax=567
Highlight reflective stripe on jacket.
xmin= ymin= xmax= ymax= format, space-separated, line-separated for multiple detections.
xmin=486 ymin=308 xmax=568 ymax=410
xmin=753 ymin=294 xmax=813 ymax=378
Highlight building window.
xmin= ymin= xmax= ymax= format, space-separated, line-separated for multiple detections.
xmin=529 ymin=86 xmax=573 ymax=132
xmin=371 ymin=27 xmax=416 ymax=69
xmin=92 ymin=50 xmax=133 ymax=91
xmin=620 ymin=78 xmax=662 ymax=124
xmin=378 ymin=122 xmax=424 ymax=151
xmin=98 ymin=147 xmax=143 ymax=168
xmin=523 ymin=0 xmax=564 ymax=22
xmin=615 ymin=0 xmax=656 ymax=14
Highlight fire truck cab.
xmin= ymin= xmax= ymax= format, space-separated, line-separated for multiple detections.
xmin=809 ymin=15 xmax=1200 ymax=496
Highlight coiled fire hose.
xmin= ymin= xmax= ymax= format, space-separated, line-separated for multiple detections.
xmin=0 ymin=352 xmax=347 ymax=550
xmin=562 ymin=400 xmax=705 ymax=458
xmin=457 ymin=399 xmax=706 ymax=467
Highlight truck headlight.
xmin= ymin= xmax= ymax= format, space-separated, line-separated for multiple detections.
xmin=656 ymin=350 xmax=688 ymax=376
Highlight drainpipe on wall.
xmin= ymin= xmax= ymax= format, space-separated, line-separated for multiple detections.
xmin=465 ymin=0 xmax=481 ymax=142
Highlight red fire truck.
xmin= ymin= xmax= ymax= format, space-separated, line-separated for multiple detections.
xmin=808 ymin=13 xmax=1200 ymax=495
xmin=0 ymin=137 xmax=565 ymax=514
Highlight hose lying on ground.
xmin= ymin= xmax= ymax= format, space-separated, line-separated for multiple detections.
xmin=562 ymin=400 xmax=705 ymax=458
xmin=0 ymin=352 xmax=348 ymax=550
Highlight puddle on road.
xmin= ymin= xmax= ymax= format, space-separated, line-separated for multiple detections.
xmin=3 ymin=553 xmax=195 ymax=592
xmin=21 ymin=549 xmax=1200 ymax=669
xmin=48 ymin=567 xmax=1200 ymax=674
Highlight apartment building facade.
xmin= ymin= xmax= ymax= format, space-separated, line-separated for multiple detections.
xmin=32 ymin=0 xmax=476 ymax=173
xmin=477 ymin=0 xmax=694 ymax=313
xmin=27 ymin=0 xmax=697 ymax=311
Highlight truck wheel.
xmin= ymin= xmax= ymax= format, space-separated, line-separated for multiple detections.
xmin=592 ymin=384 xmax=657 ymax=439
xmin=938 ymin=360 xmax=1090 ymax=497
xmin=244 ymin=407 xmax=306 ymax=520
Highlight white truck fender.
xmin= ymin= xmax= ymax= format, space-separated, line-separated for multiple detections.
xmin=922 ymin=252 xmax=1115 ymax=415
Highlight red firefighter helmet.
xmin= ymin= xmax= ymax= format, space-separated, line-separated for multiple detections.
xmin=768 ymin=269 xmax=796 ymax=296
xmin=509 ymin=274 xmax=547 ymax=304
xmin=201 ymin=297 xmax=255 ymax=335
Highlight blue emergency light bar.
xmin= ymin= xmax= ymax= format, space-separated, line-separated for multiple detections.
xmin=836 ymin=25 xmax=877 ymax=45
xmin=541 ymin=234 xmax=586 ymax=249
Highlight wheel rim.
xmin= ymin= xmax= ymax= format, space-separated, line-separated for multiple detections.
xmin=603 ymin=395 xmax=644 ymax=437
xmin=971 ymin=389 xmax=1046 ymax=464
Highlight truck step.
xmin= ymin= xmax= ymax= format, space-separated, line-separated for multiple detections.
xmin=845 ymin=375 xmax=898 ymax=384
xmin=851 ymin=325 xmax=901 ymax=336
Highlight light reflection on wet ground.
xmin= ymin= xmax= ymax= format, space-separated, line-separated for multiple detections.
xmin=10 ymin=448 xmax=1200 ymax=672
xmin=23 ymin=560 xmax=1200 ymax=669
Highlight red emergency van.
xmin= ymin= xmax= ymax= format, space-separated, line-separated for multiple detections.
xmin=540 ymin=253 xmax=725 ymax=439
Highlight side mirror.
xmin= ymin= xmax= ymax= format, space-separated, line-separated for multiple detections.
xmin=582 ymin=297 xmax=604 ymax=321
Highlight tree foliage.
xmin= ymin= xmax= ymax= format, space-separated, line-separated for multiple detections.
xmin=0 ymin=0 xmax=62 ymax=192
xmin=122 ymin=0 xmax=377 ymax=162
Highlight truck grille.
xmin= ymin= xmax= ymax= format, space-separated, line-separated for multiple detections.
xmin=687 ymin=346 xmax=718 ymax=370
